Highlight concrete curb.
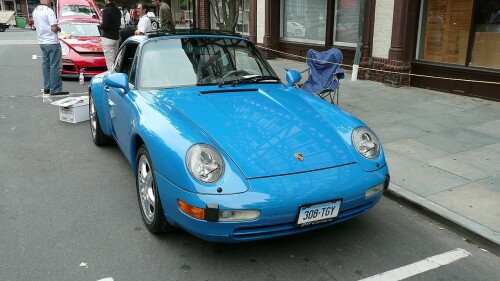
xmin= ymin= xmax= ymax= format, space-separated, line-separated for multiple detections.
xmin=386 ymin=184 xmax=500 ymax=250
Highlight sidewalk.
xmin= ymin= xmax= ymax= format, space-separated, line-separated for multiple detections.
xmin=268 ymin=58 xmax=500 ymax=248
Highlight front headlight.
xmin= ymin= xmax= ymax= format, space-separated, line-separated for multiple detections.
xmin=186 ymin=144 xmax=224 ymax=183
xmin=352 ymin=127 xmax=380 ymax=159
xmin=60 ymin=41 xmax=70 ymax=55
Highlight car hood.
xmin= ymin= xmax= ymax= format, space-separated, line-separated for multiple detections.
xmin=60 ymin=36 xmax=103 ymax=53
xmin=157 ymin=86 xmax=356 ymax=179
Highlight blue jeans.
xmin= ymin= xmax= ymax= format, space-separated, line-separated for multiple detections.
xmin=40 ymin=44 xmax=63 ymax=93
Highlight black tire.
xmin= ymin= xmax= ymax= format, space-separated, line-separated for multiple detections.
xmin=89 ymin=92 xmax=114 ymax=146
xmin=136 ymin=145 xmax=172 ymax=233
xmin=0 ymin=25 xmax=6 ymax=32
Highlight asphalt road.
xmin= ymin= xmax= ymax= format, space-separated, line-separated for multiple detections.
xmin=1 ymin=29 xmax=499 ymax=281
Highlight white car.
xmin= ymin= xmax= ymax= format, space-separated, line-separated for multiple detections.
xmin=286 ymin=21 xmax=305 ymax=37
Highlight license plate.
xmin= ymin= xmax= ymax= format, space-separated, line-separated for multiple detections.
xmin=296 ymin=200 xmax=342 ymax=227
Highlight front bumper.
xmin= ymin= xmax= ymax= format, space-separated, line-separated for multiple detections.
xmin=156 ymin=163 xmax=390 ymax=242
xmin=62 ymin=53 xmax=107 ymax=78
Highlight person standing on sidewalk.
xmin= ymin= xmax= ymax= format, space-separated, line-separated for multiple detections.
xmin=151 ymin=0 xmax=175 ymax=31
xmin=100 ymin=0 xmax=121 ymax=71
xmin=33 ymin=0 xmax=68 ymax=95
xmin=135 ymin=3 xmax=152 ymax=35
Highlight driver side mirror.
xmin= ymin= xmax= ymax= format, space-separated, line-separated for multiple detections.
xmin=104 ymin=73 xmax=130 ymax=93
xmin=285 ymin=69 xmax=302 ymax=87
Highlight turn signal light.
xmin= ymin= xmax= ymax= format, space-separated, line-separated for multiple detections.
xmin=178 ymin=199 xmax=205 ymax=220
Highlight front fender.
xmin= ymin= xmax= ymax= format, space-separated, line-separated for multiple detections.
xmin=130 ymin=94 xmax=249 ymax=195
xmin=295 ymin=88 xmax=388 ymax=172
xmin=89 ymin=74 xmax=113 ymax=136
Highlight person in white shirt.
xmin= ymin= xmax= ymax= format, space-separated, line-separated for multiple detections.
xmin=33 ymin=0 xmax=68 ymax=95
xmin=123 ymin=7 xmax=131 ymax=26
xmin=135 ymin=3 xmax=152 ymax=35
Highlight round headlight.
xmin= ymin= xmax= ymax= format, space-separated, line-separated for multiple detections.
xmin=60 ymin=41 xmax=70 ymax=55
xmin=352 ymin=127 xmax=380 ymax=159
xmin=186 ymin=144 xmax=225 ymax=183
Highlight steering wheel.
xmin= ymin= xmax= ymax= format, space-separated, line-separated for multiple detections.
xmin=220 ymin=69 xmax=251 ymax=79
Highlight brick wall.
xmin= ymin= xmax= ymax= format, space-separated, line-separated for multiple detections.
xmin=359 ymin=57 xmax=411 ymax=87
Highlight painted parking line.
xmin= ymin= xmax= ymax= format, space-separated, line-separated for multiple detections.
xmin=359 ymin=248 xmax=471 ymax=281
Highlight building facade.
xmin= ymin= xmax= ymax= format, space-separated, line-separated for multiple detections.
xmin=2 ymin=0 xmax=498 ymax=100
xmin=193 ymin=0 xmax=499 ymax=101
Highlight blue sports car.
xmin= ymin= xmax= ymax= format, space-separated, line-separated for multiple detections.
xmin=89 ymin=30 xmax=390 ymax=242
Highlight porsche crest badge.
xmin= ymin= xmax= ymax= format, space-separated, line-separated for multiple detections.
xmin=294 ymin=153 xmax=304 ymax=161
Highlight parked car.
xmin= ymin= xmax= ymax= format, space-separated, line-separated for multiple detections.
xmin=88 ymin=30 xmax=390 ymax=242
xmin=286 ymin=21 xmax=305 ymax=37
xmin=28 ymin=17 xmax=35 ymax=30
xmin=58 ymin=18 xmax=107 ymax=78
xmin=57 ymin=0 xmax=101 ymax=21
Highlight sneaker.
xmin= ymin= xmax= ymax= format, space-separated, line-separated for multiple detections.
xmin=50 ymin=91 xmax=70 ymax=96
xmin=44 ymin=89 xmax=50 ymax=94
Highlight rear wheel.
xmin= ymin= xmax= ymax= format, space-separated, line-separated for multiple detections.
xmin=0 ymin=25 xmax=6 ymax=32
xmin=136 ymin=145 xmax=172 ymax=233
xmin=89 ymin=92 xmax=113 ymax=146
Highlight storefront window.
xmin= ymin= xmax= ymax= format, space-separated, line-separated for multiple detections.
xmin=334 ymin=0 xmax=360 ymax=46
xmin=210 ymin=0 xmax=250 ymax=36
xmin=280 ymin=0 xmax=327 ymax=44
xmin=470 ymin=0 xmax=500 ymax=68
xmin=418 ymin=0 xmax=499 ymax=69
xmin=419 ymin=0 xmax=473 ymax=65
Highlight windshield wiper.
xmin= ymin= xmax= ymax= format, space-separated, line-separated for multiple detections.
xmin=234 ymin=75 xmax=281 ymax=83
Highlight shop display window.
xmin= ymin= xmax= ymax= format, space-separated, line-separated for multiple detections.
xmin=280 ymin=0 xmax=327 ymax=44
xmin=470 ymin=0 xmax=500 ymax=69
xmin=420 ymin=0 xmax=473 ymax=65
xmin=333 ymin=0 xmax=360 ymax=47
xmin=418 ymin=0 xmax=499 ymax=69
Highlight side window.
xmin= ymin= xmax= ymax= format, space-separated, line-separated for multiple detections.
xmin=120 ymin=42 xmax=139 ymax=84
xmin=113 ymin=49 xmax=125 ymax=73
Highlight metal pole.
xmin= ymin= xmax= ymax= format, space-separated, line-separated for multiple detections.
xmin=351 ymin=0 xmax=365 ymax=81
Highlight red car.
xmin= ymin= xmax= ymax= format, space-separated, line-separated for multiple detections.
xmin=58 ymin=18 xmax=107 ymax=78
xmin=55 ymin=0 xmax=105 ymax=78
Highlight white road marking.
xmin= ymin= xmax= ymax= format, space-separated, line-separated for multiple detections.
xmin=97 ymin=278 xmax=113 ymax=281
xmin=358 ymin=248 xmax=471 ymax=281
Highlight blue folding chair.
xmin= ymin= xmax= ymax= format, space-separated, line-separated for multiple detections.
xmin=301 ymin=48 xmax=345 ymax=105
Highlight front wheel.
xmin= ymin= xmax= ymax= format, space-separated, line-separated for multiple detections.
xmin=136 ymin=145 xmax=172 ymax=233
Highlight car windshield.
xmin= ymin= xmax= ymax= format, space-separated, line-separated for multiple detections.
xmin=60 ymin=5 xmax=99 ymax=18
xmin=138 ymin=37 xmax=279 ymax=89
xmin=60 ymin=23 xmax=100 ymax=37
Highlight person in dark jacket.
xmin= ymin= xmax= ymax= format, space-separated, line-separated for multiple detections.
xmin=119 ymin=26 xmax=137 ymax=45
xmin=100 ymin=0 xmax=121 ymax=71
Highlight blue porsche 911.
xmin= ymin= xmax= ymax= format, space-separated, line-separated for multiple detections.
xmin=88 ymin=30 xmax=390 ymax=242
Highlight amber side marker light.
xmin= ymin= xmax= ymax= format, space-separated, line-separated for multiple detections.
xmin=178 ymin=199 xmax=205 ymax=220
